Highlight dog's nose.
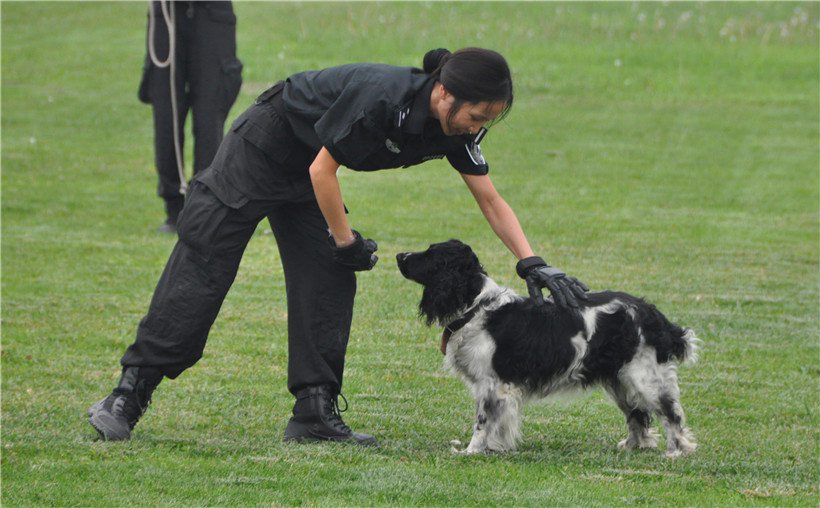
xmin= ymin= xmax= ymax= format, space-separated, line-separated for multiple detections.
xmin=396 ymin=252 xmax=409 ymax=264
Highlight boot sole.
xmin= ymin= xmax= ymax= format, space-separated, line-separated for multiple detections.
xmin=88 ymin=406 xmax=131 ymax=441
xmin=284 ymin=420 xmax=378 ymax=447
xmin=284 ymin=434 xmax=379 ymax=447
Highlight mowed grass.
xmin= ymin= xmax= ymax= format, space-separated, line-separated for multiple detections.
xmin=2 ymin=1 xmax=818 ymax=506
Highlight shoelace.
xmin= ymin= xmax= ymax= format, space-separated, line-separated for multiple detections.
xmin=119 ymin=379 xmax=154 ymax=429
xmin=325 ymin=392 xmax=351 ymax=433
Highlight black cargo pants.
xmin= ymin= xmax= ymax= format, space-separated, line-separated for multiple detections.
xmin=121 ymin=93 xmax=357 ymax=395
xmin=139 ymin=1 xmax=243 ymax=211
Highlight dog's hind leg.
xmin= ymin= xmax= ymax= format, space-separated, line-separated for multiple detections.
xmin=605 ymin=381 xmax=658 ymax=450
xmin=624 ymin=359 xmax=696 ymax=458
xmin=654 ymin=369 xmax=697 ymax=458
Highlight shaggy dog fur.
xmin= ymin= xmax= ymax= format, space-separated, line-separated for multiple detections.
xmin=396 ymin=240 xmax=700 ymax=458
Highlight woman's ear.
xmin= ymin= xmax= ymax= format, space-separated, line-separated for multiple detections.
xmin=438 ymin=83 xmax=447 ymax=98
xmin=435 ymin=82 xmax=454 ymax=104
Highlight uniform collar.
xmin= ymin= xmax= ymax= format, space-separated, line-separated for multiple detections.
xmin=403 ymin=78 xmax=437 ymax=135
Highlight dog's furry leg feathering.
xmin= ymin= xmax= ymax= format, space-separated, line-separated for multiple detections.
xmin=453 ymin=382 xmax=524 ymax=454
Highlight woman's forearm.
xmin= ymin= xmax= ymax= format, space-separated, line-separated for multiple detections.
xmin=309 ymin=147 xmax=355 ymax=247
xmin=478 ymin=195 xmax=535 ymax=260
xmin=461 ymin=173 xmax=535 ymax=260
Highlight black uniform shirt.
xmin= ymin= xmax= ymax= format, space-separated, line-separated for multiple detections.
xmin=282 ymin=63 xmax=489 ymax=176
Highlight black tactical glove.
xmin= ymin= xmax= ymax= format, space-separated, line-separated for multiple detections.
xmin=516 ymin=256 xmax=589 ymax=308
xmin=329 ymin=230 xmax=378 ymax=271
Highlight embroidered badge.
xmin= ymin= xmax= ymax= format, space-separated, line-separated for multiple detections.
xmin=385 ymin=138 xmax=401 ymax=154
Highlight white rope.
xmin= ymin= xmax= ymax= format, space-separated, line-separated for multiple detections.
xmin=147 ymin=0 xmax=187 ymax=195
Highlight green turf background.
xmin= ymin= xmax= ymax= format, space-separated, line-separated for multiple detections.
xmin=2 ymin=2 xmax=818 ymax=506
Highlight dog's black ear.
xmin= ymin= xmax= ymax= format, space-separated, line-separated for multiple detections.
xmin=418 ymin=242 xmax=486 ymax=326
xmin=449 ymin=240 xmax=484 ymax=276
xmin=419 ymin=268 xmax=461 ymax=326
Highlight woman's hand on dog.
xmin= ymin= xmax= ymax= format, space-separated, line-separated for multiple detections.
xmin=516 ymin=256 xmax=589 ymax=308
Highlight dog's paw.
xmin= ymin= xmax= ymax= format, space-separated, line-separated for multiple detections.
xmin=640 ymin=429 xmax=660 ymax=449
xmin=619 ymin=429 xmax=660 ymax=450
xmin=454 ymin=448 xmax=484 ymax=455
xmin=450 ymin=440 xmax=480 ymax=454
xmin=665 ymin=444 xmax=696 ymax=459
xmin=449 ymin=440 xmax=487 ymax=455
xmin=670 ymin=441 xmax=697 ymax=458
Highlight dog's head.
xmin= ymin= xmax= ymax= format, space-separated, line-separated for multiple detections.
xmin=396 ymin=240 xmax=487 ymax=326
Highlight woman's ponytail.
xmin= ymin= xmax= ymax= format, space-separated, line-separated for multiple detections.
xmin=423 ymin=48 xmax=451 ymax=75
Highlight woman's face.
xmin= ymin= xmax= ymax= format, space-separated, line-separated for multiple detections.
xmin=432 ymin=84 xmax=507 ymax=137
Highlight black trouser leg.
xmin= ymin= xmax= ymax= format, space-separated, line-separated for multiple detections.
xmin=187 ymin=3 xmax=242 ymax=175
xmin=145 ymin=1 xmax=190 ymax=205
xmin=150 ymin=74 xmax=189 ymax=202
xmin=267 ymin=201 xmax=357 ymax=395
xmin=120 ymin=182 xmax=263 ymax=378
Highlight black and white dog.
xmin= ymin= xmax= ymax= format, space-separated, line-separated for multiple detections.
xmin=396 ymin=240 xmax=700 ymax=458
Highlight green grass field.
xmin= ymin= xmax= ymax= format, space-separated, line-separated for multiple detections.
xmin=2 ymin=1 xmax=818 ymax=506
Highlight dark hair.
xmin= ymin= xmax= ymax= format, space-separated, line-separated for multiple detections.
xmin=423 ymin=47 xmax=514 ymax=127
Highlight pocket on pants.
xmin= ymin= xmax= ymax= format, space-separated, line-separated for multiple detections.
xmin=176 ymin=182 xmax=252 ymax=262
xmin=220 ymin=57 xmax=243 ymax=112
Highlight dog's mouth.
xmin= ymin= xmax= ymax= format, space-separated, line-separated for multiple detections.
xmin=395 ymin=252 xmax=414 ymax=279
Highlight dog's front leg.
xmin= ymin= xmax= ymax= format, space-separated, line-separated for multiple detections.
xmin=453 ymin=395 xmax=494 ymax=454
xmin=465 ymin=402 xmax=492 ymax=453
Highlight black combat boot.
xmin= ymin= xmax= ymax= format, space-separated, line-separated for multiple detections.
xmin=158 ymin=196 xmax=185 ymax=234
xmin=87 ymin=366 xmax=163 ymax=441
xmin=283 ymin=385 xmax=378 ymax=446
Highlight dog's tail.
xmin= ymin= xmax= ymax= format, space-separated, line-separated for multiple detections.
xmin=630 ymin=301 xmax=701 ymax=366
xmin=679 ymin=328 xmax=702 ymax=366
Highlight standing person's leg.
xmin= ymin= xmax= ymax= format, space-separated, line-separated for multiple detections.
xmin=88 ymin=181 xmax=263 ymax=441
xmin=145 ymin=1 xmax=190 ymax=232
xmin=188 ymin=2 xmax=242 ymax=176
xmin=267 ymin=200 xmax=376 ymax=445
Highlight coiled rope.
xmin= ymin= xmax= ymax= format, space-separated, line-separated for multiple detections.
xmin=147 ymin=0 xmax=187 ymax=194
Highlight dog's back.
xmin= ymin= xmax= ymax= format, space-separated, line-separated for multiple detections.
xmin=478 ymin=290 xmax=699 ymax=457
xmin=483 ymin=291 xmax=697 ymax=391
xmin=580 ymin=292 xmax=698 ymax=384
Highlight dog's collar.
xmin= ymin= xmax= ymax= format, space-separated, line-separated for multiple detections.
xmin=444 ymin=305 xmax=481 ymax=335
xmin=440 ymin=301 xmax=487 ymax=355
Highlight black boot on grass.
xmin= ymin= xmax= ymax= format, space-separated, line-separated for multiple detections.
xmin=283 ymin=385 xmax=377 ymax=446
xmin=158 ymin=196 xmax=185 ymax=234
xmin=87 ymin=366 xmax=163 ymax=441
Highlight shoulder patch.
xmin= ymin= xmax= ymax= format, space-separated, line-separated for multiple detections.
xmin=465 ymin=142 xmax=486 ymax=166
